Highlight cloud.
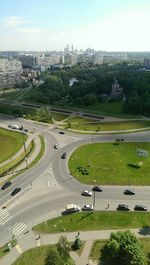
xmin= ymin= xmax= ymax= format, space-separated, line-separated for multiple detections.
xmin=2 ymin=16 xmax=29 ymax=28
xmin=15 ymin=27 xmax=43 ymax=34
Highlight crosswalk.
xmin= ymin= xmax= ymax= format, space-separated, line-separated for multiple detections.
xmin=0 ymin=208 xmax=12 ymax=225
xmin=0 ymin=208 xmax=28 ymax=237
xmin=10 ymin=221 xmax=28 ymax=237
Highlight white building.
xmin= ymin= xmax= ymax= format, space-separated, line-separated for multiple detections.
xmin=0 ymin=59 xmax=22 ymax=88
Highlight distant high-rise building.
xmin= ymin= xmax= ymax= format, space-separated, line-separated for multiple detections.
xmin=144 ymin=59 xmax=150 ymax=69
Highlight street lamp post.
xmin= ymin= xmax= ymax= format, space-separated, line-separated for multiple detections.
xmin=21 ymin=121 xmax=28 ymax=167
xmin=93 ymin=191 xmax=96 ymax=210
xmin=93 ymin=179 xmax=96 ymax=210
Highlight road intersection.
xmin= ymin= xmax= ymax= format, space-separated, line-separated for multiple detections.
xmin=0 ymin=115 xmax=150 ymax=248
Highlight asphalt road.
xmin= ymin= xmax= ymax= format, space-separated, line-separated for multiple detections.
xmin=0 ymin=115 xmax=150 ymax=246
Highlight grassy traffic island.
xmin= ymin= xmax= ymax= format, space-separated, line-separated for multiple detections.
xmin=68 ymin=142 xmax=150 ymax=185
xmin=0 ymin=127 xmax=27 ymax=163
xmin=33 ymin=211 xmax=150 ymax=234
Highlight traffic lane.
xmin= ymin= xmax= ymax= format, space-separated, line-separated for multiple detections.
xmin=0 ymin=131 xmax=57 ymax=204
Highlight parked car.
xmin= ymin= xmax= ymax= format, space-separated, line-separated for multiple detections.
xmin=82 ymin=204 xmax=93 ymax=211
xmin=124 ymin=189 xmax=135 ymax=195
xmin=134 ymin=205 xmax=147 ymax=211
xmin=54 ymin=144 xmax=59 ymax=149
xmin=117 ymin=204 xmax=130 ymax=211
xmin=92 ymin=186 xmax=103 ymax=192
xmin=1 ymin=181 xmax=12 ymax=190
xmin=81 ymin=190 xmax=92 ymax=196
xmin=11 ymin=124 xmax=19 ymax=129
xmin=11 ymin=187 xmax=21 ymax=196
xmin=61 ymin=152 xmax=67 ymax=159
xmin=59 ymin=131 xmax=65 ymax=134
xmin=19 ymin=127 xmax=28 ymax=132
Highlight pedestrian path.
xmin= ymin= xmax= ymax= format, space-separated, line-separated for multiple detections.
xmin=0 ymin=208 xmax=12 ymax=225
xmin=1 ymin=227 xmax=150 ymax=265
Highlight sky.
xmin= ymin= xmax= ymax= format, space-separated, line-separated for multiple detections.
xmin=0 ymin=0 xmax=150 ymax=51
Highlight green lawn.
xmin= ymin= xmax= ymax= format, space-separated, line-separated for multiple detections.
xmin=64 ymin=101 xmax=139 ymax=118
xmin=89 ymin=238 xmax=150 ymax=263
xmin=12 ymin=246 xmax=51 ymax=265
xmin=11 ymin=245 xmax=74 ymax=265
xmin=0 ymin=128 xmax=27 ymax=163
xmin=62 ymin=119 xmax=150 ymax=131
xmin=33 ymin=211 xmax=150 ymax=234
xmin=68 ymin=142 xmax=150 ymax=185
xmin=52 ymin=112 xmax=68 ymax=121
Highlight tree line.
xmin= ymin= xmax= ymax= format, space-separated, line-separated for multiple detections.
xmin=27 ymin=64 xmax=150 ymax=116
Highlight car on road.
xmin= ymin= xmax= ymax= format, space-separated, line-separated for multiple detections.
xmin=11 ymin=187 xmax=21 ymax=196
xmin=11 ymin=124 xmax=19 ymax=129
xmin=92 ymin=186 xmax=103 ymax=192
xmin=61 ymin=152 xmax=67 ymax=159
xmin=1 ymin=181 xmax=12 ymax=190
xmin=134 ymin=205 xmax=147 ymax=211
xmin=81 ymin=190 xmax=92 ymax=196
xmin=59 ymin=131 xmax=65 ymax=134
xmin=19 ymin=127 xmax=28 ymax=132
xmin=82 ymin=204 xmax=93 ymax=211
xmin=54 ymin=144 xmax=59 ymax=149
xmin=117 ymin=204 xmax=130 ymax=211
xmin=124 ymin=189 xmax=135 ymax=195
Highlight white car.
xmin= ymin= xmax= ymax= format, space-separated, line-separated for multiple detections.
xmin=54 ymin=144 xmax=59 ymax=149
xmin=82 ymin=204 xmax=94 ymax=211
xmin=81 ymin=190 xmax=92 ymax=196
xmin=11 ymin=124 xmax=19 ymax=129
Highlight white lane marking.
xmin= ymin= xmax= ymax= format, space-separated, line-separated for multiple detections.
xmin=15 ymin=245 xmax=23 ymax=254
xmin=11 ymin=222 xmax=28 ymax=236
xmin=0 ymin=209 xmax=13 ymax=225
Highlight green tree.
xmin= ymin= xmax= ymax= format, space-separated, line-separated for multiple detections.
xmin=45 ymin=247 xmax=64 ymax=265
xmin=57 ymin=236 xmax=70 ymax=261
xmin=101 ymin=230 xmax=146 ymax=265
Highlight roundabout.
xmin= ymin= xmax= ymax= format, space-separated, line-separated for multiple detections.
xmin=0 ymin=115 xmax=150 ymax=264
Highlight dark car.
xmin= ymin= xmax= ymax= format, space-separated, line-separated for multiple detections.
xmin=134 ymin=205 xmax=147 ymax=211
xmin=117 ymin=204 xmax=130 ymax=211
xmin=61 ymin=152 xmax=67 ymax=159
xmin=92 ymin=186 xmax=103 ymax=192
xmin=1 ymin=181 xmax=12 ymax=190
xmin=11 ymin=187 xmax=21 ymax=196
xmin=124 ymin=189 xmax=135 ymax=195
xmin=19 ymin=127 xmax=28 ymax=132
xmin=59 ymin=131 xmax=65 ymax=134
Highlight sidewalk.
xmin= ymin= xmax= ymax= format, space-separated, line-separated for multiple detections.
xmin=1 ymin=228 xmax=150 ymax=265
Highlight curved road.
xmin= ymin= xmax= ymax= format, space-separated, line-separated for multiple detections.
xmin=0 ymin=116 xmax=150 ymax=246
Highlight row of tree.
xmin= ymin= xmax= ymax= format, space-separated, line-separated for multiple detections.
xmin=43 ymin=230 xmax=147 ymax=265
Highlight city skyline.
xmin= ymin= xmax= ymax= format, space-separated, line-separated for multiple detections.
xmin=0 ymin=0 xmax=150 ymax=51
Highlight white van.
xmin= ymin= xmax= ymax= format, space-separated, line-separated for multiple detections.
xmin=11 ymin=124 xmax=19 ymax=129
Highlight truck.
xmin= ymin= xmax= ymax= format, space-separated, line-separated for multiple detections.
xmin=65 ymin=204 xmax=80 ymax=213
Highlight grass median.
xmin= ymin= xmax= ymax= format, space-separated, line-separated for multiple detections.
xmin=33 ymin=211 xmax=150 ymax=234
xmin=0 ymin=128 xmax=27 ymax=163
